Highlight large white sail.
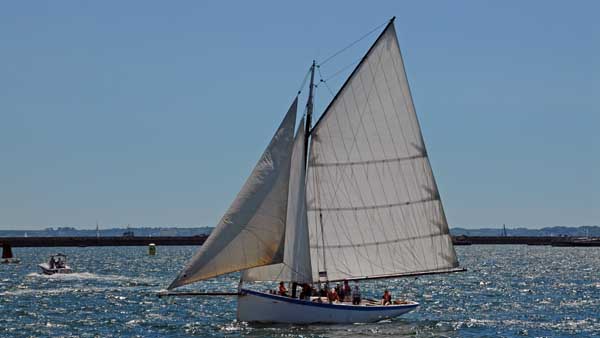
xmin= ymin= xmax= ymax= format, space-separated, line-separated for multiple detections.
xmin=243 ymin=117 xmax=313 ymax=283
xmin=168 ymin=98 xmax=298 ymax=289
xmin=306 ymin=23 xmax=459 ymax=282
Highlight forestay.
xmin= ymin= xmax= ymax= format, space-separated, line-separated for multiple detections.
xmin=243 ymin=117 xmax=313 ymax=283
xmin=306 ymin=23 xmax=459 ymax=282
xmin=168 ymin=98 xmax=298 ymax=289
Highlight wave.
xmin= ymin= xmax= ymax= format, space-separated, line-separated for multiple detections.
xmin=25 ymin=272 xmax=154 ymax=285
xmin=0 ymin=285 xmax=123 ymax=297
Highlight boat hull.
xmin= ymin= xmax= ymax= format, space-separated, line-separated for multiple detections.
xmin=237 ymin=289 xmax=418 ymax=324
xmin=38 ymin=263 xmax=73 ymax=275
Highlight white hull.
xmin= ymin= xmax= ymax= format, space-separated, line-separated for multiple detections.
xmin=237 ymin=289 xmax=418 ymax=324
xmin=38 ymin=263 xmax=73 ymax=275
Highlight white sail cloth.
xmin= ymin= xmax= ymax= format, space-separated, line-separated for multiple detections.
xmin=243 ymin=117 xmax=313 ymax=283
xmin=168 ymin=98 xmax=298 ymax=289
xmin=306 ymin=23 xmax=459 ymax=282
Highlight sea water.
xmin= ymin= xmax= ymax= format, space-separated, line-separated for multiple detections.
xmin=0 ymin=245 xmax=598 ymax=337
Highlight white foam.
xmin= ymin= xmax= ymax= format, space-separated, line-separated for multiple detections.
xmin=25 ymin=272 xmax=153 ymax=284
xmin=0 ymin=286 xmax=121 ymax=297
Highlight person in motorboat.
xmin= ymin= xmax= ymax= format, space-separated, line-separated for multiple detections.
xmin=352 ymin=283 xmax=362 ymax=305
xmin=278 ymin=281 xmax=288 ymax=296
xmin=49 ymin=256 xmax=56 ymax=269
xmin=382 ymin=289 xmax=392 ymax=305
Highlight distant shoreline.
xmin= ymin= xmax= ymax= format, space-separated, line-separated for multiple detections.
xmin=1 ymin=225 xmax=598 ymax=238
xmin=1 ymin=235 xmax=598 ymax=247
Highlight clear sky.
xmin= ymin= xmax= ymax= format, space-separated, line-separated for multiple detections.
xmin=1 ymin=1 xmax=598 ymax=230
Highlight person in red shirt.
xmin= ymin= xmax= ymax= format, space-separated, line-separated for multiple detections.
xmin=278 ymin=281 xmax=288 ymax=296
xmin=381 ymin=289 xmax=392 ymax=305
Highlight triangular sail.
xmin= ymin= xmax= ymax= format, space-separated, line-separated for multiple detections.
xmin=306 ymin=22 xmax=459 ymax=282
xmin=168 ymin=98 xmax=298 ymax=289
xmin=243 ymin=117 xmax=313 ymax=283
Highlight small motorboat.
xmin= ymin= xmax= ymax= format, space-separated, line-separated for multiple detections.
xmin=38 ymin=253 xmax=73 ymax=275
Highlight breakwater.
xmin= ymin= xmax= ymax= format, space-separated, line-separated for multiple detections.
xmin=0 ymin=235 xmax=208 ymax=247
xmin=452 ymin=236 xmax=600 ymax=246
xmin=0 ymin=235 xmax=598 ymax=247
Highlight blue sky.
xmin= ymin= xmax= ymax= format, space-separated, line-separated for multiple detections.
xmin=1 ymin=1 xmax=598 ymax=230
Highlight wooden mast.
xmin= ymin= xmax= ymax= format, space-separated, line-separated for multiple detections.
xmin=304 ymin=60 xmax=316 ymax=162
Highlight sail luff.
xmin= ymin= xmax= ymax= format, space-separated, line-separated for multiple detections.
xmin=168 ymin=98 xmax=298 ymax=289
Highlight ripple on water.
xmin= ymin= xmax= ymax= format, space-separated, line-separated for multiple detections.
xmin=0 ymin=245 xmax=598 ymax=337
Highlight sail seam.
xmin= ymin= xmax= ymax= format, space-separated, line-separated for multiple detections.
xmin=324 ymin=266 xmax=466 ymax=283
xmin=309 ymin=154 xmax=426 ymax=167
xmin=309 ymin=231 xmax=450 ymax=249
xmin=307 ymin=196 xmax=438 ymax=212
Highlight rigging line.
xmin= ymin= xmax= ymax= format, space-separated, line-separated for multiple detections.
xmin=297 ymin=66 xmax=312 ymax=95
xmin=318 ymin=20 xmax=388 ymax=66
xmin=323 ymin=57 xmax=362 ymax=82
xmin=317 ymin=67 xmax=336 ymax=97
xmin=311 ymin=18 xmax=395 ymax=135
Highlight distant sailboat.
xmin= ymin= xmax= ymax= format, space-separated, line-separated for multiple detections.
xmin=166 ymin=17 xmax=463 ymax=324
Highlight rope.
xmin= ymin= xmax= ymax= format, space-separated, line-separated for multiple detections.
xmin=323 ymin=57 xmax=362 ymax=82
xmin=318 ymin=20 xmax=388 ymax=66
xmin=297 ymin=66 xmax=312 ymax=95
xmin=317 ymin=66 xmax=336 ymax=97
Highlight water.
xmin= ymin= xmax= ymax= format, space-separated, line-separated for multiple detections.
xmin=1 ymin=245 xmax=598 ymax=337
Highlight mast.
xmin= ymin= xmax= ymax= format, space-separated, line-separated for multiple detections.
xmin=305 ymin=60 xmax=329 ymax=284
xmin=304 ymin=60 xmax=316 ymax=162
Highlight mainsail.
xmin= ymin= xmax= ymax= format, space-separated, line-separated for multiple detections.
xmin=168 ymin=98 xmax=298 ymax=289
xmin=243 ymin=117 xmax=312 ymax=283
xmin=306 ymin=22 xmax=459 ymax=282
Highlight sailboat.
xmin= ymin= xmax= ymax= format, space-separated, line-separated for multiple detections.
xmin=166 ymin=17 xmax=463 ymax=324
